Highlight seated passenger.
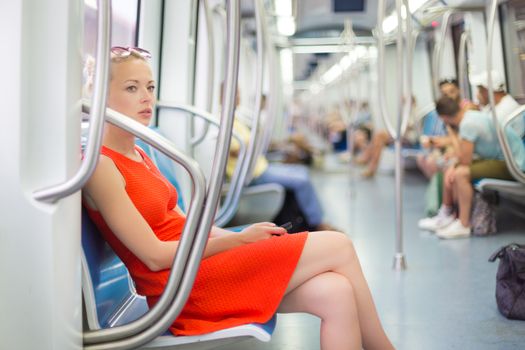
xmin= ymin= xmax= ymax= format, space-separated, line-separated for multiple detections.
xmin=418 ymin=96 xmax=525 ymax=239
xmin=470 ymin=69 xmax=524 ymax=137
xmin=357 ymin=96 xmax=418 ymax=178
xmin=82 ymin=47 xmax=395 ymax=349
xmin=227 ymin=93 xmax=334 ymax=231
xmin=416 ymin=78 xmax=478 ymax=179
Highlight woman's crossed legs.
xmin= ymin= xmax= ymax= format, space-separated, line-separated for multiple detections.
xmin=279 ymin=231 xmax=395 ymax=350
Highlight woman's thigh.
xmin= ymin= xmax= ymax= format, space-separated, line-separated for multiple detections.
xmin=285 ymin=231 xmax=353 ymax=294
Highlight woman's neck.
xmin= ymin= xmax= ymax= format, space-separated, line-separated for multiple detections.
xmin=102 ymin=125 xmax=139 ymax=159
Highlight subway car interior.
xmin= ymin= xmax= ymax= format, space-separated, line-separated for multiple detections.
xmin=2 ymin=0 xmax=525 ymax=349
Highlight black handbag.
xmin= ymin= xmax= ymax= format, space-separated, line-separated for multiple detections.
xmin=489 ymin=243 xmax=525 ymax=320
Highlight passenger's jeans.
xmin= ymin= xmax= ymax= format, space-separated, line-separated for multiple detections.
xmin=251 ymin=163 xmax=323 ymax=227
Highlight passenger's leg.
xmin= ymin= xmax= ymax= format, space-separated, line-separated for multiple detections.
xmin=455 ymin=165 xmax=473 ymax=227
xmin=363 ymin=130 xmax=390 ymax=176
xmin=278 ymin=272 xmax=362 ymax=350
xmin=442 ymin=166 xmax=455 ymax=208
xmin=284 ymin=231 xmax=395 ymax=350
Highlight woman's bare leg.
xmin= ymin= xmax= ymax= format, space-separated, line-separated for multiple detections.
xmin=284 ymin=231 xmax=395 ymax=350
xmin=364 ymin=130 xmax=390 ymax=176
xmin=278 ymin=272 xmax=362 ymax=350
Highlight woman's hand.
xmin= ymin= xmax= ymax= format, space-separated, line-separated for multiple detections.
xmin=239 ymin=222 xmax=286 ymax=244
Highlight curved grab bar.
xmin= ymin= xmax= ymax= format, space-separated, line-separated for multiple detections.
xmin=486 ymin=0 xmax=525 ymax=185
xmin=432 ymin=10 xmax=453 ymax=100
xmin=398 ymin=1 xmax=414 ymax=139
xmin=376 ymin=0 xmax=412 ymax=140
xmin=239 ymin=0 xmax=264 ymax=187
xmin=82 ymin=105 xmax=207 ymax=346
xmin=458 ymin=30 xmax=471 ymax=100
xmin=376 ymin=0 xmax=395 ymax=137
xmin=85 ymin=2 xmax=241 ymax=348
xmin=33 ymin=0 xmax=111 ymax=203
xmin=376 ymin=0 xmax=413 ymax=270
xmin=156 ymin=101 xmax=247 ymax=227
xmin=190 ymin=0 xmax=215 ymax=146
xmin=257 ymin=33 xmax=279 ymax=165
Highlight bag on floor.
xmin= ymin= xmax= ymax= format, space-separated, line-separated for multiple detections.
xmin=489 ymin=243 xmax=525 ymax=320
xmin=470 ymin=192 xmax=497 ymax=236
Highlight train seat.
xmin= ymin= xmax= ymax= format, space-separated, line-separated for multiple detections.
xmin=81 ymin=208 xmax=277 ymax=348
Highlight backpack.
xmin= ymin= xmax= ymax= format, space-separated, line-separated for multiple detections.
xmin=273 ymin=190 xmax=310 ymax=233
xmin=470 ymin=191 xmax=497 ymax=236
xmin=489 ymin=243 xmax=525 ymax=320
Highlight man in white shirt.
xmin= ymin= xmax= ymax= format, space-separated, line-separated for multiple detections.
xmin=470 ymin=70 xmax=524 ymax=137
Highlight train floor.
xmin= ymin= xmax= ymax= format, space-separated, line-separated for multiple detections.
xmin=215 ymin=154 xmax=525 ymax=350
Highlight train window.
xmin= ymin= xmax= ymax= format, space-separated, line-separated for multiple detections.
xmin=83 ymin=0 xmax=139 ymax=57
xmin=500 ymin=0 xmax=525 ymax=103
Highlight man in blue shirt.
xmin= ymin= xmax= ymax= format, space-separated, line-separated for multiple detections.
xmin=418 ymin=96 xmax=525 ymax=239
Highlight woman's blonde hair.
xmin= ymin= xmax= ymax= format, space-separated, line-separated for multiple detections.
xmin=82 ymin=49 xmax=148 ymax=97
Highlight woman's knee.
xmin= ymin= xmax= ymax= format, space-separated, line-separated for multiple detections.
xmin=312 ymin=231 xmax=357 ymax=260
xmin=309 ymin=273 xmax=357 ymax=317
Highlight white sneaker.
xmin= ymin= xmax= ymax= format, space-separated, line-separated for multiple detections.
xmin=418 ymin=211 xmax=455 ymax=232
xmin=436 ymin=219 xmax=471 ymax=239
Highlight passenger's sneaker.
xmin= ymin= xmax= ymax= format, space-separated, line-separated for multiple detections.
xmin=418 ymin=211 xmax=455 ymax=232
xmin=436 ymin=219 xmax=471 ymax=239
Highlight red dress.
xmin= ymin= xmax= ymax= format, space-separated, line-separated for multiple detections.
xmin=86 ymin=146 xmax=308 ymax=336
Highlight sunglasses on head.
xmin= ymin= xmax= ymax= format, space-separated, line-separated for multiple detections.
xmin=111 ymin=46 xmax=151 ymax=59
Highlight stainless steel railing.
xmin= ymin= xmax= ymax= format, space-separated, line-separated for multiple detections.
xmin=34 ymin=0 xmax=111 ymax=203
xmin=486 ymin=0 xmax=525 ymax=186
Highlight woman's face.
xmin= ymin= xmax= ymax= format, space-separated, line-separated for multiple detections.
xmin=107 ymin=58 xmax=156 ymax=126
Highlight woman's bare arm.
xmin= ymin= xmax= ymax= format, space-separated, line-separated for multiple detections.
xmin=83 ymin=157 xmax=285 ymax=271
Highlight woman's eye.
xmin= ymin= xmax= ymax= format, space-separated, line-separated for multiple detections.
xmin=148 ymin=86 xmax=155 ymax=92
xmin=126 ymin=86 xmax=137 ymax=92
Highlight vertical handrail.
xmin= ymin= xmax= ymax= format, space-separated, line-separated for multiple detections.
xmin=190 ymin=0 xmax=215 ymax=146
xmin=376 ymin=0 xmax=397 ymax=138
xmin=131 ymin=0 xmax=239 ymax=346
xmin=243 ymin=0 xmax=267 ymax=185
xmin=376 ymin=0 xmax=412 ymax=270
xmin=458 ymin=30 xmax=471 ymax=100
xmin=399 ymin=1 xmax=413 ymax=139
xmin=432 ymin=10 xmax=453 ymax=99
xmin=186 ymin=0 xmax=199 ymax=158
xmin=486 ymin=0 xmax=525 ymax=185
xmin=83 ymin=107 xmax=207 ymax=346
xmin=259 ymin=36 xmax=280 ymax=160
xmin=33 ymin=0 xmax=111 ymax=203
xmin=238 ymin=0 xmax=264 ymax=189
